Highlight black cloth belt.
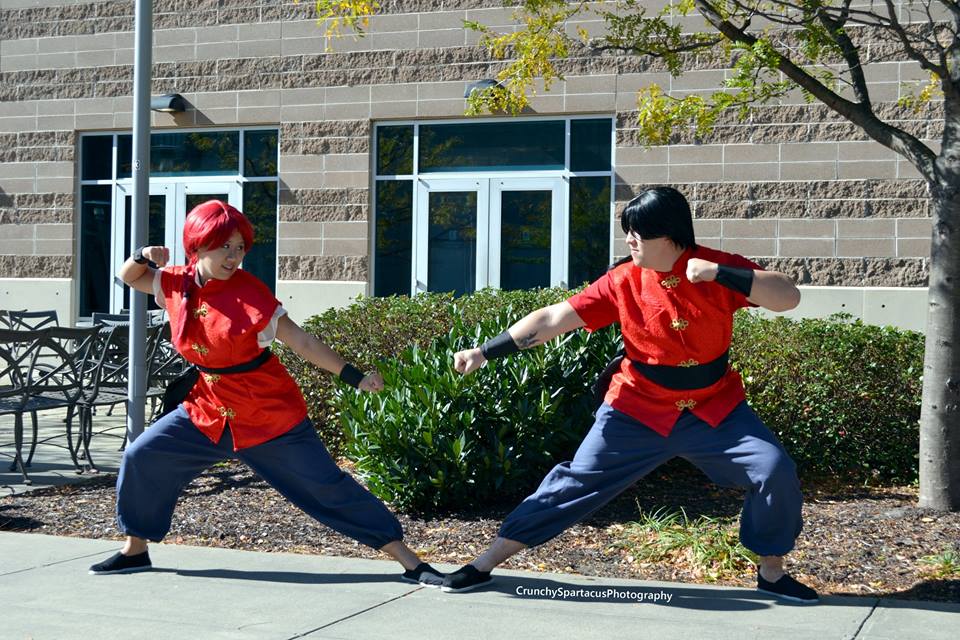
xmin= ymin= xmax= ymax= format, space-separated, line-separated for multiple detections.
xmin=159 ymin=348 xmax=273 ymax=419
xmin=631 ymin=350 xmax=729 ymax=390
xmin=195 ymin=347 xmax=273 ymax=374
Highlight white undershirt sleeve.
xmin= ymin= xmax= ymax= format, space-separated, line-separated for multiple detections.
xmin=257 ymin=305 xmax=287 ymax=347
xmin=152 ymin=270 xmax=167 ymax=310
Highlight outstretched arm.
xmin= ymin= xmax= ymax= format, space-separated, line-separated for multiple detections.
xmin=453 ymin=301 xmax=586 ymax=375
xmin=276 ymin=315 xmax=383 ymax=392
xmin=686 ymin=258 xmax=801 ymax=312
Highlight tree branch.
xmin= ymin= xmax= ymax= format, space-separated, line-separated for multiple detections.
xmin=882 ymin=0 xmax=948 ymax=76
xmin=592 ymin=37 xmax=722 ymax=56
xmin=816 ymin=0 xmax=872 ymax=106
xmin=694 ymin=0 xmax=938 ymax=182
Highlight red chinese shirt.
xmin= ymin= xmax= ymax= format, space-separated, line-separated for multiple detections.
xmin=155 ymin=266 xmax=309 ymax=449
xmin=567 ymin=246 xmax=761 ymax=436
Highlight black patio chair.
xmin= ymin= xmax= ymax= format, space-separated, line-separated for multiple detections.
xmin=0 ymin=327 xmax=97 ymax=484
xmin=0 ymin=329 xmax=43 ymax=483
xmin=6 ymin=310 xmax=59 ymax=332
xmin=78 ymin=323 xmax=163 ymax=470
xmin=91 ymin=312 xmax=129 ymax=326
xmin=26 ymin=327 xmax=100 ymax=472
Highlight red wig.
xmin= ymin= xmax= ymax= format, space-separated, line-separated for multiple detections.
xmin=182 ymin=200 xmax=255 ymax=264
xmin=174 ymin=200 xmax=255 ymax=345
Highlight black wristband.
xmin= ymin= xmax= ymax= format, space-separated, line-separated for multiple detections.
xmin=715 ymin=264 xmax=754 ymax=297
xmin=339 ymin=363 xmax=365 ymax=388
xmin=133 ymin=246 xmax=158 ymax=269
xmin=480 ymin=330 xmax=520 ymax=361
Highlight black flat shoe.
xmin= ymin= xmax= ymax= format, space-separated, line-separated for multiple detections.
xmin=757 ymin=571 xmax=819 ymax=604
xmin=401 ymin=562 xmax=445 ymax=587
xmin=89 ymin=550 xmax=152 ymax=575
xmin=441 ymin=564 xmax=492 ymax=593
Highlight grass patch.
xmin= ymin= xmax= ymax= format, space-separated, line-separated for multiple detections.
xmin=611 ymin=506 xmax=757 ymax=582
xmin=919 ymin=548 xmax=960 ymax=579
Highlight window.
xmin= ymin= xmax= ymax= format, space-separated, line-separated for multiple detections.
xmin=373 ymin=117 xmax=614 ymax=297
xmin=78 ymin=128 xmax=280 ymax=317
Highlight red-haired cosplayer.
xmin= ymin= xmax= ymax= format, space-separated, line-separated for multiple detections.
xmin=89 ymin=200 xmax=443 ymax=586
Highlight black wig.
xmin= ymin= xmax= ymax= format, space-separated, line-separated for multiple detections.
xmin=619 ymin=186 xmax=697 ymax=250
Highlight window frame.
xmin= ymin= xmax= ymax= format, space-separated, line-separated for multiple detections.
xmin=76 ymin=126 xmax=280 ymax=320
xmin=371 ymin=115 xmax=616 ymax=296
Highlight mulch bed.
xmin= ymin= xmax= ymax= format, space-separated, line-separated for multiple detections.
xmin=2 ymin=459 xmax=958 ymax=602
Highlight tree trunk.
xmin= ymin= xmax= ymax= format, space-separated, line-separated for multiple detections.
xmin=919 ymin=183 xmax=960 ymax=511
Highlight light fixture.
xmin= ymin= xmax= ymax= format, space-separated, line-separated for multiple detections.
xmin=150 ymin=93 xmax=187 ymax=113
xmin=464 ymin=79 xmax=500 ymax=98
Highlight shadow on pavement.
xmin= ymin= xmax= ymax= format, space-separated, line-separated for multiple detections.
xmin=153 ymin=567 xmax=404 ymax=586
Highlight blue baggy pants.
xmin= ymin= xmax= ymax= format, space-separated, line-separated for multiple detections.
xmin=115 ymin=406 xmax=404 ymax=549
xmin=499 ymin=401 xmax=803 ymax=556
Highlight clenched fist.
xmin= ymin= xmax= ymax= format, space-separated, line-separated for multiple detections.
xmin=143 ymin=246 xmax=171 ymax=268
xmin=453 ymin=347 xmax=486 ymax=376
xmin=686 ymin=258 xmax=719 ymax=284
xmin=358 ymin=372 xmax=385 ymax=393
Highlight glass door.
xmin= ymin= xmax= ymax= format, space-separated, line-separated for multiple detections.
xmin=415 ymin=178 xmax=489 ymax=296
xmin=111 ymin=181 xmax=241 ymax=312
xmin=177 ymin=181 xmax=242 ymax=266
xmin=112 ymin=183 xmax=174 ymax=313
xmin=489 ymin=177 xmax=565 ymax=290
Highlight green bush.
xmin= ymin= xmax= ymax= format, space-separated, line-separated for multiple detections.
xmin=332 ymin=299 xmax=622 ymax=513
xmin=731 ymin=312 xmax=923 ymax=484
xmin=283 ymin=289 xmax=923 ymax=511
xmin=275 ymin=288 xmax=583 ymax=457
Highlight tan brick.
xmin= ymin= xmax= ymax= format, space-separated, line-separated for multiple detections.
xmin=668 ymin=164 xmax=723 ymax=183
xmin=416 ymin=99 xmax=465 ymax=118
xmin=837 ymin=238 xmax=896 ymax=257
xmin=779 ymin=238 xmax=835 ymax=257
xmin=325 ymin=102 xmax=371 ymax=119
xmin=323 ymin=238 xmax=368 ymax=256
xmin=781 ymin=142 xmax=837 ymax=162
xmin=323 ymin=221 xmax=367 ymax=239
xmin=897 ymin=238 xmax=931 ymax=257
xmin=698 ymin=237 xmax=722 ymax=250
xmin=564 ymin=93 xmax=616 ymax=112
xmin=615 ymin=146 xmax=668 ymax=166
xmin=418 ymin=29 xmax=464 ymax=48
xmin=322 ymin=171 xmax=368 ymax=189
xmin=0 ymin=239 xmax=34 ymax=253
xmin=35 ymin=239 xmax=73 ymax=255
xmin=779 ymin=219 xmax=835 ymax=238
xmin=722 ymin=219 xmax=777 ymax=238
xmin=279 ymin=222 xmax=325 ymax=238
xmin=693 ymin=219 xmax=721 ymax=236
xmin=897 ymin=218 xmax=932 ymax=238
xmin=669 ymin=144 xmax=723 ymax=164
xmin=838 ymin=140 xmax=898 ymax=161
xmin=369 ymin=30 xmax=419 ymax=51
xmin=723 ymin=143 xmax=778 ymax=163
xmin=837 ymin=219 xmax=895 ymax=237
xmin=780 ymin=162 xmax=837 ymax=180
xmin=723 ymin=163 xmax=778 ymax=181
xmin=325 ymin=154 xmax=368 ymax=172
xmin=278 ymin=238 xmax=323 ymax=255
xmin=838 ymin=160 xmax=897 ymax=180
xmin=371 ymin=100 xmax=417 ymax=119
xmin=35 ymin=224 xmax=73 ymax=239
xmin=720 ymin=238 xmax=776 ymax=257
xmin=669 ymin=69 xmax=726 ymax=91
xmin=0 ymin=225 xmax=35 ymax=239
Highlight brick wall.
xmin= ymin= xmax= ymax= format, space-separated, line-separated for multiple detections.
xmin=0 ymin=0 xmax=938 ymax=290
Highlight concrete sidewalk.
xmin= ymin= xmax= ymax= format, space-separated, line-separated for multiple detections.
xmin=1 ymin=532 xmax=956 ymax=640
